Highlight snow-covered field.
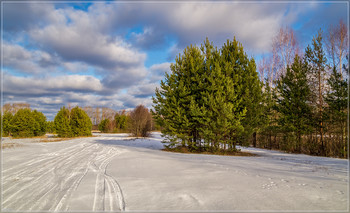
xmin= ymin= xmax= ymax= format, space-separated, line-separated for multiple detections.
xmin=1 ymin=132 xmax=348 ymax=212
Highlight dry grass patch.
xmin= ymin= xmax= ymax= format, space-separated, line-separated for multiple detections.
xmin=1 ymin=143 xmax=23 ymax=149
xmin=9 ymin=135 xmax=48 ymax=139
xmin=39 ymin=135 xmax=96 ymax=143
xmin=39 ymin=138 xmax=70 ymax=143
xmin=163 ymin=146 xmax=257 ymax=157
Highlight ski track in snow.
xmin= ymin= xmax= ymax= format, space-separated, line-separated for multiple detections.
xmin=2 ymin=136 xmax=125 ymax=212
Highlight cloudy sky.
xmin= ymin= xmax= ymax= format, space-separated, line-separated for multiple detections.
xmin=2 ymin=1 xmax=348 ymax=120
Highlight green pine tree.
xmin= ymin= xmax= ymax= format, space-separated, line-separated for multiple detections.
xmin=325 ymin=66 xmax=348 ymax=157
xmin=99 ymin=118 xmax=110 ymax=133
xmin=153 ymin=44 xmax=204 ymax=149
xmin=276 ymin=55 xmax=312 ymax=153
xmin=70 ymin=106 xmax=92 ymax=137
xmin=260 ymin=82 xmax=279 ymax=149
xmin=10 ymin=108 xmax=36 ymax=138
xmin=153 ymin=38 xmax=252 ymax=152
xmin=2 ymin=111 xmax=13 ymax=137
xmin=115 ymin=111 xmax=129 ymax=131
xmin=32 ymin=110 xmax=47 ymax=136
xmin=220 ymin=38 xmax=263 ymax=146
xmin=305 ymin=30 xmax=328 ymax=155
xmin=54 ymin=107 xmax=72 ymax=137
xmin=46 ymin=121 xmax=55 ymax=133
xmin=198 ymin=38 xmax=245 ymax=151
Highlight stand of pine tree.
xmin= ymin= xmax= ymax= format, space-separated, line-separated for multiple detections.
xmin=257 ymin=30 xmax=348 ymax=158
xmin=1 ymin=108 xmax=47 ymax=138
xmin=153 ymin=33 xmax=348 ymax=158
xmin=54 ymin=106 xmax=92 ymax=137
xmin=153 ymin=38 xmax=262 ymax=153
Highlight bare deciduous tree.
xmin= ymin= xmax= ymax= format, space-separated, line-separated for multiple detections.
xmin=325 ymin=19 xmax=348 ymax=79
xmin=83 ymin=106 xmax=117 ymax=129
xmin=129 ymin=105 xmax=152 ymax=137
xmin=257 ymin=54 xmax=274 ymax=87
xmin=83 ymin=106 xmax=94 ymax=124
xmin=93 ymin=107 xmax=101 ymax=126
xmin=271 ymin=26 xmax=300 ymax=81
xmin=2 ymin=102 xmax=30 ymax=115
xmin=101 ymin=107 xmax=116 ymax=120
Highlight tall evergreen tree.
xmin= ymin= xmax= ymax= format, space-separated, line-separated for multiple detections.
xmin=32 ymin=110 xmax=47 ymax=136
xmin=276 ymin=55 xmax=312 ymax=152
xmin=325 ymin=66 xmax=348 ymax=157
xmin=305 ymin=30 xmax=328 ymax=154
xmin=70 ymin=106 xmax=92 ymax=137
xmin=54 ymin=107 xmax=72 ymax=137
xmin=153 ymin=38 xmax=256 ymax=152
xmin=10 ymin=108 xmax=37 ymax=138
xmin=2 ymin=111 xmax=13 ymax=137
xmin=153 ymin=44 xmax=204 ymax=148
xmin=260 ymin=81 xmax=279 ymax=149
xmin=190 ymin=39 xmax=245 ymax=151
xmin=220 ymin=38 xmax=263 ymax=146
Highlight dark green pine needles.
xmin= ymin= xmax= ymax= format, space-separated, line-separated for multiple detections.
xmin=276 ymin=55 xmax=313 ymax=153
xmin=54 ymin=106 xmax=92 ymax=137
xmin=153 ymin=38 xmax=263 ymax=152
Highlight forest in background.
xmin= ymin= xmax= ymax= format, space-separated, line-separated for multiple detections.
xmin=1 ymin=103 xmax=155 ymax=138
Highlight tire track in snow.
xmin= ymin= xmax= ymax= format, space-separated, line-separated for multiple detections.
xmin=92 ymin=148 xmax=125 ymax=211
xmin=18 ymin=162 xmax=90 ymax=212
xmin=2 ymin=143 xmax=98 ymax=200
xmin=32 ymin=152 xmax=98 ymax=211
xmin=2 ymin=142 xmax=91 ymax=186
xmin=2 ymin=142 xmax=83 ymax=174
xmin=2 ymin=136 xmax=125 ymax=211
xmin=50 ymin=162 xmax=91 ymax=212
xmin=105 ymin=173 xmax=126 ymax=211
xmin=2 ymin=138 xmax=125 ymax=212
xmin=2 ymin=143 xmax=100 ymax=210
xmin=41 ymin=145 xmax=105 ymax=211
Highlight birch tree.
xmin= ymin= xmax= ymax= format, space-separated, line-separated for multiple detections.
xmin=271 ymin=27 xmax=300 ymax=82
xmin=325 ymin=19 xmax=348 ymax=79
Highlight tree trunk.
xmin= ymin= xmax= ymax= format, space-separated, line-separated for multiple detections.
xmin=297 ymin=133 xmax=302 ymax=153
xmin=318 ymin=67 xmax=325 ymax=155
xmin=342 ymin=122 xmax=346 ymax=158
xmin=252 ymin=132 xmax=257 ymax=147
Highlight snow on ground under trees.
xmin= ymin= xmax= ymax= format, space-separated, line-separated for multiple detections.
xmin=1 ymin=132 xmax=348 ymax=211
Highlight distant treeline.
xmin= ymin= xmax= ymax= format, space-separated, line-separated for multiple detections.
xmin=153 ymin=21 xmax=348 ymax=158
xmin=96 ymin=104 xmax=156 ymax=137
xmin=1 ymin=104 xmax=157 ymax=138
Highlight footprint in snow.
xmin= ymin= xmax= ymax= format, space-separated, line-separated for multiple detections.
xmin=336 ymin=190 xmax=344 ymax=195
xmin=262 ymin=181 xmax=277 ymax=190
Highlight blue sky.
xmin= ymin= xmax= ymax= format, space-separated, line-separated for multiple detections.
xmin=1 ymin=1 xmax=348 ymax=120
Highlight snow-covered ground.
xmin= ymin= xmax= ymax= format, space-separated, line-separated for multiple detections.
xmin=1 ymin=132 xmax=348 ymax=212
